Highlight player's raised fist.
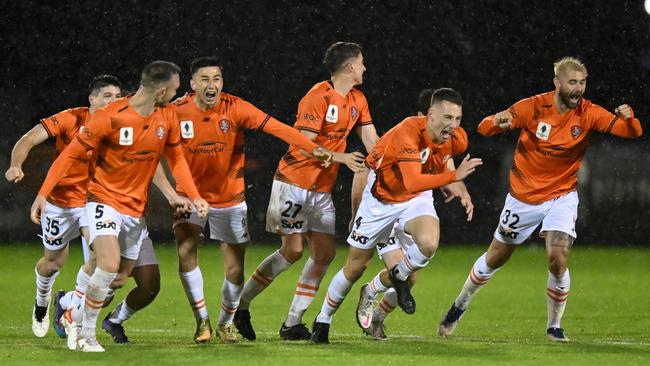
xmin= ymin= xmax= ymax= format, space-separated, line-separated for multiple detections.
xmin=493 ymin=110 xmax=514 ymax=129
xmin=5 ymin=166 xmax=24 ymax=183
xmin=615 ymin=104 xmax=634 ymax=120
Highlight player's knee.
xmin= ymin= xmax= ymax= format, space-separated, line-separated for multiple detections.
xmin=280 ymin=247 xmax=303 ymax=263
xmin=547 ymin=254 xmax=568 ymax=275
xmin=416 ymin=238 xmax=439 ymax=257
xmin=343 ymin=263 xmax=366 ymax=282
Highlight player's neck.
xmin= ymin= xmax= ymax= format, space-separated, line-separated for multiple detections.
xmin=330 ymin=75 xmax=354 ymax=97
xmin=193 ymin=95 xmax=219 ymax=112
xmin=129 ymin=88 xmax=157 ymax=118
xmin=553 ymin=92 xmax=571 ymax=115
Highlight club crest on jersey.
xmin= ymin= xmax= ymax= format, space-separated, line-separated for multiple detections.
xmin=571 ymin=125 xmax=582 ymax=139
xmin=157 ymin=126 xmax=165 ymax=140
xmin=181 ymin=120 xmax=194 ymax=138
xmin=420 ymin=148 xmax=431 ymax=164
xmin=536 ymin=122 xmax=551 ymax=141
xmin=119 ymin=127 xmax=133 ymax=145
xmin=326 ymin=104 xmax=338 ymax=123
xmin=351 ymin=106 xmax=358 ymax=121
xmin=220 ymin=119 xmax=230 ymax=132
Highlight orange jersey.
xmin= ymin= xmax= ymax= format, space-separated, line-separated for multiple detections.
xmin=478 ymin=91 xmax=643 ymax=204
xmin=275 ymin=81 xmax=373 ymax=192
xmin=172 ymin=93 xmax=318 ymax=207
xmin=40 ymin=107 xmax=92 ymax=208
xmin=366 ymin=116 xmax=467 ymax=203
xmin=39 ymin=97 xmax=200 ymax=217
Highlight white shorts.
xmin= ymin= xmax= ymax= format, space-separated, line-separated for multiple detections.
xmin=347 ymin=172 xmax=438 ymax=250
xmin=376 ymin=222 xmax=416 ymax=258
xmin=86 ymin=202 xmax=148 ymax=260
xmin=40 ymin=202 xmax=88 ymax=252
xmin=266 ymin=180 xmax=335 ymax=235
xmin=174 ymin=202 xmax=250 ymax=244
xmin=493 ymin=192 xmax=579 ymax=245
xmin=134 ymin=230 xmax=158 ymax=267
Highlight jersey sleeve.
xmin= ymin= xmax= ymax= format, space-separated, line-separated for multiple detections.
xmin=451 ymin=127 xmax=468 ymax=156
xmin=294 ymin=92 xmax=326 ymax=134
xmin=39 ymin=110 xmax=74 ymax=138
xmin=478 ymin=97 xmax=535 ymax=136
xmin=393 ymin=126 xmax=422 ymax=163
xmin=232 ymin=99 xmax=273 ymax=130
xmin=355 ymin=93 xmax=373 ymax=127
xmin=38 ymin=111 xmax=109 ymax=197
xmin=587 ymin=104 xmax=643 ymax=138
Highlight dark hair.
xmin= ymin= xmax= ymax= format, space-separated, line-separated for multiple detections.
xmin=416 ymin=89 xmax=433 ymax=115
xmin=88 ymin=74 xmax=121 ymax=95
xmin=190 ymin=56 xmax=222 ymax=76
xmin=323 ymin=42 xmax=362 ymax=75
xmin=431 ymin=87 xmax=463 ymax=107
xmin=140 ymin=61 xmax=181 ymax=88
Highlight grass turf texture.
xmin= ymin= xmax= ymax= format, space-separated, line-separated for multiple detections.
xmin=1 ymin=243 xmax=648 ymax=365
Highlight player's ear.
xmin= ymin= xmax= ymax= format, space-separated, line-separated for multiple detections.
xmin=553 ymin=77 xmax=560 ymax=89
xmin=190 ymin=78 xmax=196 ymax=92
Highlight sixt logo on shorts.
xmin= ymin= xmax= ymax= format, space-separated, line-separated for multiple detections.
xmin=281 ymin=219 xmax=304 ymax=229
xmin=498 ymin=225 xmax=519 ymax=239
xmin=350 ymin=231 xmax=369 ymax=245
xmin=96 ymin=220 xmax=117 ymax=230
xmin=44 ymin=236 xmax=64 ymax=246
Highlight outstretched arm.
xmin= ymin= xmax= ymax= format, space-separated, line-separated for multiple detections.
xmin=6 ymin=124 xmax=50 ymax=182
xmin=401 ymin=154 xmax=482 ymax=194
xmin=609 ymin=104 xmax=643 ymax=138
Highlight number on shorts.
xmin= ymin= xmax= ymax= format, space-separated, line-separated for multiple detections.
xmin=281 ymin=201 xmax=302 ymax=218
xmin=45 ymin=217 xmax=60 ymax=235
xmin=501 ymin=209 xmax=520 ymax=229
xmin=95 ymin=205 xmax=104 ymax=219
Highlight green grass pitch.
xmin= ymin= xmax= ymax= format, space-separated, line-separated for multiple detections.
xmin=1 ymin=243 xmax=648 ymax=365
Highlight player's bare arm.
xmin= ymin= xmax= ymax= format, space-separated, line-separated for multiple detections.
xmin=349 ymin=167 xmax=369 ymax=231
xmin=152 ymin=162 xmax=192 ymax=214
xmin=5 ymin=124 xmax=50 ymax=182
xmin=440 ymin=159 xmax=474 ymax=221
xmin=356 ymin=124 xmax=379 ymax=152
xmin=298 ymin=129 xmax=364 ymax=172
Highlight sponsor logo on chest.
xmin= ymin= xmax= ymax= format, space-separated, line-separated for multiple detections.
xmin=326 ymin=104 xmax=338 ymax=123
xmin=181 ymin=120 xmax=194 ymax=138
xmin=536 ymin=122 xmax=551 ymax=140
xmin=119 ymin=127 xmax=133 ymax=145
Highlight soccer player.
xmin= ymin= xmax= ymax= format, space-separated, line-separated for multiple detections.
xmin=310 ymin=88 xmax=483 ymax=344
xmin=354 ymin=89 xmax=474 ymax=339
xmin=165 ymin=56 xmax=332 ymax=344
xmin=438 ymin=57 xmax=643 ymax=342
xmin=30 ymin=61 xmax=209 ymax=352
xmin=5 ymin=75 xmax=121 ymax=338
xmin=234 ymin=42 xmax=378 ymax=341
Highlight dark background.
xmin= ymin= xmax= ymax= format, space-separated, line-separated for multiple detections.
xmin=1 ymin=0 xmax=648 ymax=245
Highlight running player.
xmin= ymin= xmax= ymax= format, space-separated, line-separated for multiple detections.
xmin=354 ymin=89 xmax=473 ymax=340
xmin=5 ymin=75 xmax=121 ymax=338
xmin=234 ymin=42 xmax=378 ymax=341
xmin=310 ymin=88 xmax=483 ymax=343
xmin=438 ymin=57 xmax=643 ymax=342
xmin=30 ymin=61 xmax=209 ymax=352
xmin=166 ymin=56 xmax=331 ymax=344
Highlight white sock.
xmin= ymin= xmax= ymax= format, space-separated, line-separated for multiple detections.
xmin=64 ymin=267 xmax=91 ymax=311
xmin=393 ymin=245 xmax=432 ymax=281
xmin=80 ymin=268 xmax=116 ymax=338
xmin=285 ymin=257 xmax=329 ymax=327
xmin=454 ymin=253 xmax=498 ymax=310
xmin=35 ymin=267 xmax=59 ymax=307
xmin=546 ymin=269 xmax=570 ymax=329
xmin=374 ymin=289 xmax=397 ymax=321
xmin=316 ymin=269 xmax=353 ymax=324
xmin=218 ymin=279 xmax=243 ymax=325
xmin=109 ymin=301 xmax=136 ymax=324
xmin=365 ymin=272 xmax=389 ymax=299
xmin=180 ymin=266 xmax=209 ymax=322
xmin=239 ymin=250 xmax=292 ymax=310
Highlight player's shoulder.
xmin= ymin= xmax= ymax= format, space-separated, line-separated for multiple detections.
xmin=527 ymin=91 xmax=554 ymax=107
xmin=171 ymin=93 xmax=193 ymax=109
xmin=302 ymin=81 xmax=332 ymax=100
xmin=388 ymin=116 xmax=423 ymax=139
xmin=349 ymin=86 xmax=367 ymax=99
xmin=48 ymin=106 xmax=89 ymax=123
